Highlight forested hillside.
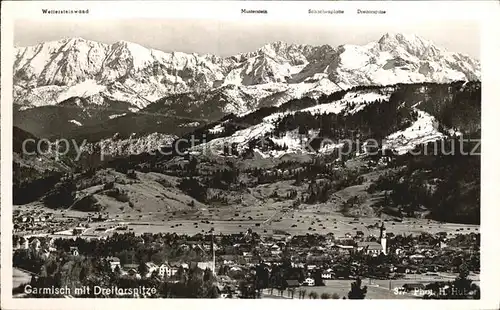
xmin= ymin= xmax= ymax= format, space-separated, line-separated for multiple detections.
xmin=12 ymin=81 xmax=481 ymax=224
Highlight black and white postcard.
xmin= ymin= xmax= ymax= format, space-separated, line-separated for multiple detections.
xmin=1 ymin=1 xmax=499 ymax=310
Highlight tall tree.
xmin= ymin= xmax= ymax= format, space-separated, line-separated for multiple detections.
xmin=348 ymin=277 xmax=367 ymax=299
xmin=138 ymin=262 xmax=149 ymax=278
xmin=449 ymin=262 xmax=479 ymax=299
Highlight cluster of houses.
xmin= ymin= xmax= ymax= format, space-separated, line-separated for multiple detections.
xmin=219 ymin=225 xmax=387 ymax=263
xmin=13 ymin=211 xmax=55 ymax=232
xmin=13 ymin=235 xmax=84 ymax=259
xmin=14 ymin=221 xmax=479 ymax=297
xmin=103 ymin=257 xmax=216 ymax=280
xmin=14 ymin=213 xmax=54 ymax=224
xmin=12 ymin=210 xmax=85 ymax=237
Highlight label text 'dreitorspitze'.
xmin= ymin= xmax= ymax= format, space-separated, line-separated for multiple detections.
xmin=357 ymin=9 xmax=387 ymax=14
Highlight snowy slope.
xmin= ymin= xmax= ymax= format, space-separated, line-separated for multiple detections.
xmin=302 ymin=90 xmax=392 ymax=115
xmin=193 ymin=81 xmax=462 ymax=159
xmin=383 ymin=108 xmax=445 ymax=154
xmin=193 ymin=88 xmax=395 ymax=157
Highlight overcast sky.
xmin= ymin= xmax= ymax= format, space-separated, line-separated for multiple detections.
xmin=15 ymin=19 xmax=480 ymax=58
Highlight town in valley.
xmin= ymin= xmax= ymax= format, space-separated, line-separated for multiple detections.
xmin=12 ymin=26 xmax=481 ymax=299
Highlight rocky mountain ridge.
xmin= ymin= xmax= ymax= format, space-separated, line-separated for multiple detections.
xmin=14 ymin=33 xmax=480 ymax=115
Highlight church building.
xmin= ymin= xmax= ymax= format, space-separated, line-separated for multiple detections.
xmin=356 ymin=222 xmax=388 ymax=256
xmin=379 ymin=222 xmax=387 ymax=255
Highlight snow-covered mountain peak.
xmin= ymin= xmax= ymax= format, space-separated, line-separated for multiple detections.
xmin=106 ymin=40 xmax=157 ymax=71
xmin=250 ymin=41 xmax=314 ymax=64
xmin=377 ymin=32 xmax=443 ymax=59
xmin=261 ymin=40 xmax=289 ymax=50
xmin=63 ymin=37 xmax=89 ymax=44
xmin=259 ymin=41 xmax=306 ymax=53
xmin=30 ymin=37 xmax=105 ymax=51
xmin=378 ymin=32 xmax=430 ymax=45
xmin=110 ymin=40 xmax=156 ymax=53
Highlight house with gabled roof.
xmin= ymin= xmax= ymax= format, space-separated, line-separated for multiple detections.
xmin=145 ymin=262 xmax=158 ymax=277
xmin=357 ymin=241 xmax=383 ymax=256
xmin=107 ymin=257 xmax=121 ymax=271
xmin=158 ymin=262 xmax=178 ymax=278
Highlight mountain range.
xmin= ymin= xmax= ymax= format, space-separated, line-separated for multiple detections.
xmin=14 ymin=33 xmax=480 ymax=115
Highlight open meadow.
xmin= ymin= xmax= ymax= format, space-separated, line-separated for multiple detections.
xmin=94 ymin=210 xmax=479 ymax=238
xmin=15 ymin=197 xmax=479 ymax=239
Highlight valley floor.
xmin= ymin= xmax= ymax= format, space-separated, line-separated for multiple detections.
xmin=14 ymin=202 xmax=479 ymax=239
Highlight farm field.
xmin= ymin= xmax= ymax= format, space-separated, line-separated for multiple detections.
xmin=69 ymin=214 xmax=479 ymax=239
xmin=14 ymin=198 xmax=480 ymax=238
xmin=113 ymin=213 xmax=479 ymax=237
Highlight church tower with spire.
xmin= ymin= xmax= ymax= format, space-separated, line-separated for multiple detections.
xmin=379 ymin=222 xmax=387 ymax=255
xmin=210 ymin=227 xmax=216 ymax=276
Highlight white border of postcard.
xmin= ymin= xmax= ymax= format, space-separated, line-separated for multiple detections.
xmin=2 ymin=1 xmax=500 ymax=310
